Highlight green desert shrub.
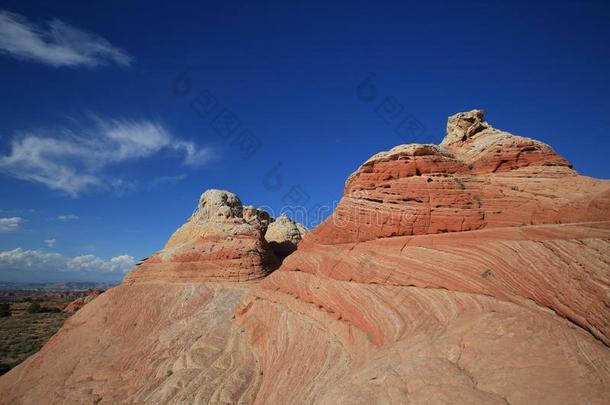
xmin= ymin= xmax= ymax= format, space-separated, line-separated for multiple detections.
xmin=26 ymin=301 xmax=41 ymax=314
xmin=0 ymin=303 xmax=10 ymax=317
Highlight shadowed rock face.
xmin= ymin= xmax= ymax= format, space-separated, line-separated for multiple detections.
xmin=1 ymin=111 xmax=609 ymax=405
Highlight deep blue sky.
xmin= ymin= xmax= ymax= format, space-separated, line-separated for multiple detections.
xmin=1 ymin=0 xmax=609 ymax=282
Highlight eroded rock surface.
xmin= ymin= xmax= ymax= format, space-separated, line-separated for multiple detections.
xmin=313 ymin=110 xmax=607 ymax=244
xmin=1 ymin=111 xmax=609 ymax=405
xmin=235 ymin=110 xmax=610 ymax=403
xmin=264 ymin=214 xmax=309 ymax=257
xmin=126 ymin=189 xmax=280 ymax=283
xmin=63 ymin=289 xmax=103 ymax=314
xmin=1 ymin=283 xmax=261 ymax=404
xmin=243 ymin=205 xmax=272 ymax=233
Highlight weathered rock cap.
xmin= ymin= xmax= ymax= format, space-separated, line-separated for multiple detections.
xmin=264 ymin=213 xmax=308 ymax=258
xmin=243 ymin=205 xmax=272 ymax=233
xmin=440 ymin=109 xmax=572 ymax=171
xmin=442 ymin=109 xmax=492 ymax=145
xmin=192 ymin=189 xmax=243 ymax=221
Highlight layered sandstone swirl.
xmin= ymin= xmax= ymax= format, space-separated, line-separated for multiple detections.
xmin=1 ymin=110 xmax=609 ymax=405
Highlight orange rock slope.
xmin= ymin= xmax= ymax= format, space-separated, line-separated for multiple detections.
xmin=63 ymin=289 xmax=104 ymax=313
xmin=1 ymin=110 xmax=609 ymax=404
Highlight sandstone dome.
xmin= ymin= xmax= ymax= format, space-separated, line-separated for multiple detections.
xmin=125 ymin=188 xmax=307 ymax=283
xmin=1 ymin=110 xmax=608 ymax=405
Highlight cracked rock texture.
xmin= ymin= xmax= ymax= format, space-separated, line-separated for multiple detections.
xmin=1 ymin=111 xmax=609 ymax=405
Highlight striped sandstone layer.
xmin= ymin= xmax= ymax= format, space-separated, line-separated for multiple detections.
xmin=125 ymin=189 xmax=279 ymax=283
xmin=1 ymin=110 xmax=608 ymax=405
xmin=235 ymin=110 xmax=610 ymax=403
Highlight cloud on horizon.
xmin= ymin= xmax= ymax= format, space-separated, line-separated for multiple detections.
xmin=0 ymin=117 xmax=214 ymax=196
xmin=0 ymin=248 xmax=135 ymax=282
xmin=0 ymin=217 xmax=23 ymax=232
xmin=44 ymin=238 xmax=56 ymax=247
xmin=0 ymin=10 xmax=132 ymax=68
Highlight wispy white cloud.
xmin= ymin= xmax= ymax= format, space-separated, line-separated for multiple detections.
xmin=0 ymin=248 xmax=135 ymax=274
xmin=0 ymin=10 xmax=132 ymax=67
xmin=44 ymin=238 xmax=56 ymax=247
xmin=0 ymin=217 xmax=23 ymax=232
xmin=176 ymin=141 xmax=216 ymax=167
xmin=57 ymin=214 xmax=79 ymax=221
xmin=0 ymin=117 xmax=214 ymax=196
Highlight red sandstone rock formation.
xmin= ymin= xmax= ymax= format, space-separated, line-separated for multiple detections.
xmin=313 ymin=110 xmax=608 ymax=244
xmin=3 ymin=283 xmax=261 ymax=403
xmin=1 ymin=110 xmax=608 ymax=405
xmin=235 ymin=110 xmax=610 ymax=403
xmin=125 ymin=189 xmax=280 ymax=283
xmin=63 ymin=289 xmax=103 ymax=313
